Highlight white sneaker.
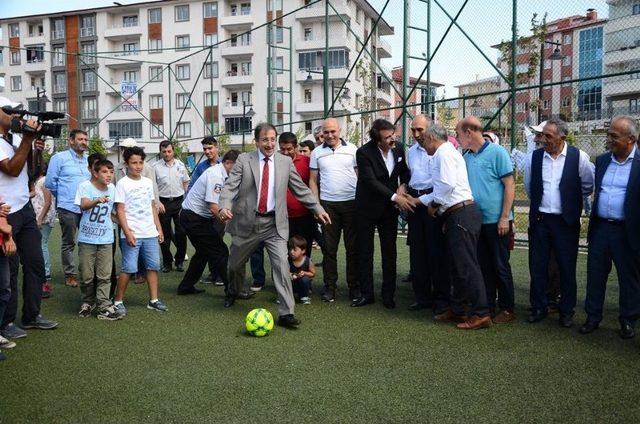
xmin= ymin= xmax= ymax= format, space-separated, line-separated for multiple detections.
xmin=301 ymin=297 xmax=311 ymax=305
xmin=0 ymin=335 xmax=16 ymax=349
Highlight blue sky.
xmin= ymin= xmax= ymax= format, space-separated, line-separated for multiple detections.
xmin=1 ymin=0 xmax=609 ymax=92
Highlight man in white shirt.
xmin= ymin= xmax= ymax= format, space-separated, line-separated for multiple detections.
xmin=408 ymin=124 xmax=491 ymax=330
xmin=309 ymin=118 xmax=360 ymax=302
xmin=524 ymin=118 xmax=594 ymax=327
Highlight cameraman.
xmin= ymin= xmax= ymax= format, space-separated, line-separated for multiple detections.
xmin=0 ymin=98 xmax=58 ymax=339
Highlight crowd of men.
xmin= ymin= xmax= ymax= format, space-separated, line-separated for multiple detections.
xmin=0 ymin=91 xmax=639 ymax=360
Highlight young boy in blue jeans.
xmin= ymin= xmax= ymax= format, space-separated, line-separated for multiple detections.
xmin=75 ymin=158 xmax=120 ymax=320
xmin=288 ymin=236 xmax=316 ymax=305
xmin=113 ymin=147 xmax=166 ymax=316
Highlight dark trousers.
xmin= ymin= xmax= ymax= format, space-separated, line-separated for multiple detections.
xmin=3 ymin=202 xmax=44 ymax=327
xmin=585 ymin=220 xmax=640 ymax=325
xmin=0 ymin=254 xmax=10 ymax=324
xmin=357 ymin=210 xmax=398 ymax=302
xmin=443 ymin=205 xmax=489 ymax=317
xmin=178 ymin=209 xmax=229 ymax=292
xmin=293 ymin=276 xmax=312 ymax=299
xmin=207 ymin=221 xmax=226 ymax=281
xmin=478 ymin=222 xmax=515 ymax=311
xmin=57 ymin=208 xmax=80 ymax=276
xmin=320 ymin=200 xmax=359 ymax=297
xmin=529 ymin=213 xmax=580 ymax=317
xmin=159 ymin=197 xmax=187 ymax=267
xmin=250 ymin=243 xmax=267 ymax=285
xmin=407 ymin=206 xmax=449 ymax=313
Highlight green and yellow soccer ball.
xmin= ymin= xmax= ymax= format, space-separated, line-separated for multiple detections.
xmin=245 ymin=308 xmax=274 ymax=337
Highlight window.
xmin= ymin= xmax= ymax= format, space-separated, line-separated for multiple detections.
xmin=28 ymin=22 xmax=44 ymax=37
xmin=205 ymin=61 xmax=219 ymax=79
xmin=150 ymin=123 xmax=164 ymax=138
xmin=230 ymin=33 xmax=251 ymax=47
xmin=544 ymin=59 xmax=552 ymax=70
xmin=82 ymin=70 xmax=97 ymax=91
xmin=304 ymin=28 xmax=313 ymax=41
xmin=30 ymin=75 xmax=45 ymax=89
xmin=563 ymin=33 xmax=572 ymax=44
xmin=225 ymin=117 xmax=252 ymax=134
xmin=634 ymin=4 xmax=640 ymax=15
xmin=81 ymin=42 xmax=97 ymax=64
xmin=562 ymin=96 xmax=571 ymax=108
xmin=176 ymin=93 xmax=192 ymax=109
xmin=630 ymin=98 xmax=640 ymax=113
xmin=176 ymin=122 xmax=191 ymax=137
xmin=204 ymin=91 xmax=219 ymax=106
xmin=52 ymin=19 xmax=65 ymax=39
xmin=148 ymin=8 xmax=162 ymax=24
xmin=230 ymin=4 xmax=239 ymax=15
xmin=123 ymin=15 xmax=138 ymax=27
xmin=10 ymin=50 xmax=21 ymax=65
xmin=543 ymin=99 xmax=550 ymax=110
xmin=149 ymin=66 xmax=163 ymax=82
xmin=26 ymin=45 xmax=44 ymax=63
xmin=276 ymin=56 xmax=283 ymax=74
xmin=149 ymin=95 xmax=163 ymax=109
xmin=149 ymin=39 xmax=162 ymax=53
xmin=109 ymin=121 xmax=143 ymax=139
xmin=80 ymin=15 xmax=96 ymax=37
xmin=241 ymin=61 xmax=252 ymax=76
xmin=299 ymin=49 xmax=348 ymax=70
xmin=123 ymin=42 xmax=139 ymax=55
xmin=53 ymin=46 xmax=65 ymax=66
xmin=267 ymin=0 xmax=283 ymax=10
xmin=204 ymin=33 xmax=218 ymax=47
xmin=304 ymin=89 xmax=312 ymax=103
xmin=82 ymin=97 xmax=97 ymax=119
xmin=175 ymin=5 xmax=190 ymax=22
xmin=176 ymin=64 xmax=190 ymax=80
xmin=275 ymin=27 xmax=284 ymax=44
xmin=327 ymin=49 xmax=348 ymax=68
xmin=123 ymin=70 xmax=138 ymax=82
xmin=356 ymin=7 xmax=362 ymax=24
xmin=203 ymin=2 xmax=218 ymax=18
xmin=9 ymin=24 xmax=19 ymax=38
xmin=562 ymin=55 xmax=572 ymax=66
xmin=10 ymin=76 xmax=22 ymax=91
xmin=241 ymin=3 xmax=251 ymax=15
xmin=53 ymin=99 xmax=67 ymax=113
xmin=53 ymin=72 xmax=66 ymax=93
xmin=175 ymin=35 xmax=190 ymax=51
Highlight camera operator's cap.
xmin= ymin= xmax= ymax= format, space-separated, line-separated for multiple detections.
xmin=0 ymin=96 xmax=22 ymax=109
xmin=119 ymin=137 xmax=137 ymax=148
xmin=529 ymin=121 xmax=547 ymax=134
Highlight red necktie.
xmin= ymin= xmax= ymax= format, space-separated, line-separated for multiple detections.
xmin=258 ymin=157 xmax=269 ymax=214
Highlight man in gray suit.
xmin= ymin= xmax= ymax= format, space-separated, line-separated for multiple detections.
xmin=216 ymin=123 xmax=331 ymax=328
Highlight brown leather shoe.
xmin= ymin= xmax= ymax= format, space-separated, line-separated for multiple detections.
xmin=493 ymin=310 xmax=516 ymax=324
xmin=456 ymin=315 xmax=492 ymax=330
xmin=434 ymin=310 xmax=466 ymax=323
xmin=64 ymin=275 xmax=78 ymax=287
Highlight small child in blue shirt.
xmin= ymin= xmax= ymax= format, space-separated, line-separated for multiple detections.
xmin=288 ymin=235 xmax=316 ymax=305
xmin=75 ymin=158 xmax=119 ymax=320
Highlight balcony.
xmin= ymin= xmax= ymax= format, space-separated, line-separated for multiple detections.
xmin=377 ymin=38 xmax=392 ymax=59
xmin=604 ymin=45 xmax=640 ymax=66
xmin=296 ymin=100 xmax=346 ymax=114
xmin=104 ymin=52 xmax=142 ymax=69
xmin=221 ymin=71 xmax=254 ymax=87
xmin=25 ymin=34 xmax=46 ymax=45
xmin=603 ymin=74 xmax=640 ymax=98
xmin=104 ymin=23 xmax=142 ymax=40
xmin=295 ymin=67 xmax=349 ymax=82
xmin=24 ymin=58 xmax=47 ymax=72
xmin=80 ymin=27 xmax=96 ymax=38
xmin=221 ymin=103 xmax=248 ymax=116
xmin=376 ymin=87 xmax=393 ymax=106
xmin=219 ymin=13 xmax=253 ymax=28
xmin=296 ymin=35 xmax=352 ymax=51
xmin=219 ymin=43 xmax=253 ymax=57
xmin=296 ymin=0 xmax=350 ymax=21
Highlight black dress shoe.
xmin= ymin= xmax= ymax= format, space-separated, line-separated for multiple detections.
xmin=223 ymin=297 xmax=235 ymax=308
xmin=383 ymin=300 xmax=396 ymax=309
xmin=408 ymin=302 xmax=428 ymax=311
xmin=579 ymin=320 xmax=599 ymax=334
xmin=161 ymin=266 xmax=172 ymax=273
xmin=277 ymin=314 xmax=300 ymax=329
xmin=177 ymin=287 xmax=205 ymax=295
xmin=559 ymin=315 xmax=574 ymax=328
xmin=237 ymin=291 xmax=255 ymax=300
xmin=175 ymin=263 xmax=184 ymax=272
xmin=620 ymin=322 xmax=635 ymax=339
xmin=528 ymin=309 xmax=547 ymax=323
xmin=351 ymin=297 xmax=374 ymax=307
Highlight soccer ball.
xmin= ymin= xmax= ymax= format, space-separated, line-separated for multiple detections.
xmin=245 ymin=308 xmax=274 ymax=337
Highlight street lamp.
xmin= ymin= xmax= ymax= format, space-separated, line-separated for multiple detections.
xmin=537 ymin=39 xmax=566 ymax=122
xmin=241 ymin=100 xmax=255 ymax=152
xmin=36 ymin=87 xmax=50 ymax=112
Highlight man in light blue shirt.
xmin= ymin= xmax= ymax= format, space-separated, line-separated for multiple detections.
xmin=45 ymin=129 xmax=91 ymax=286
xmin=187 ymin=136 xmax=220 ymax=191
xmin=458 ymin=116 xmax=516 ymax=323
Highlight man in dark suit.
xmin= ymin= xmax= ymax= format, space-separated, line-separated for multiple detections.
xmin=351 ymin=119 xmax=412 ymax=309
xmin=580 ymin=115 xmax=640 ymax=339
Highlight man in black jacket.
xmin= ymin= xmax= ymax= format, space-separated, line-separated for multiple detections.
xmin=352 ymin=119 xmax=412 ymax=309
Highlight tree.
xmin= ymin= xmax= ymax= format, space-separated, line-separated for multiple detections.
xmin=88 ymin=133 xmax=107 ymax=156
xmin=436 ymin=95 xmax=456 ymax=130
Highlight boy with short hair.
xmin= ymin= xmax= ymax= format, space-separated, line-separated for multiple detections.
xmin=75 ymin=159 xmax=120 ymax=320
xmin=113 ymin=147 xmax=166 ymax=316
xmin=288 ymin=236 xmax=316 ymax=305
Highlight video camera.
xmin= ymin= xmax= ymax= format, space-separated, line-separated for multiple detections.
xmin=1 ymin=106 xmax=64 ymax=139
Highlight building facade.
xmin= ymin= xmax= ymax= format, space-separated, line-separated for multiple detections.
xmin=0 ymin=0 xmax=393 ymax=151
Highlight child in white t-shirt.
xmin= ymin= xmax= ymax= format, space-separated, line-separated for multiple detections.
xmin=113 ymin=147 xmax=166 ymax=316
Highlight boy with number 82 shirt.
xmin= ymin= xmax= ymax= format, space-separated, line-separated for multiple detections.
xmin=75 ymin=159 xmax=120 ymax=320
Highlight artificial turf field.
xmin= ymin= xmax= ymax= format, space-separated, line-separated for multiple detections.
xmin=3 ymin=227 xmax=640 ymax=423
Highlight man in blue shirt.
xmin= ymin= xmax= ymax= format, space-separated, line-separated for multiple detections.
xmin=187 ymin=136 xmax=220 ymax=191
xmin=580 ymin=115 xmax=640 ymax=339
xmin=458 ymin=117 xmax=516 ymax=323
xmin=45 ymin=129 xmax=91 ymax=287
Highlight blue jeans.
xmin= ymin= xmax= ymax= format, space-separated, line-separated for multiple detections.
xmin=293 ymin=276 xmax=312 ymax=299
xmin=39 ymin=223 xmax=53 ymax=279
xmin=119 ymin=237 xmax=161 ymax=274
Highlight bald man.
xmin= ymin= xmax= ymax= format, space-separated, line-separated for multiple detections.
xmin=309 ymin=118 xmax=360 ymax=303
xmin=458 ymin=117 xmax=516 ymax=323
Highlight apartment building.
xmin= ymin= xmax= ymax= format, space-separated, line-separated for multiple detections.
xmin=455 ymin=75 xmax=501 ymax=121
xmin=390 ymin=67 xmax=441 ymax=125
xmin=0 ymin=0 xmax=393 ymax=151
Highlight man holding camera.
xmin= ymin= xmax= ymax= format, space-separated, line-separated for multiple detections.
xmin=45 ymin=129 xmax=91 ymax=287
xmin=0 ymin=97 xmax=58 ymax=339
